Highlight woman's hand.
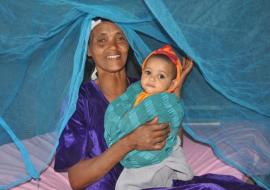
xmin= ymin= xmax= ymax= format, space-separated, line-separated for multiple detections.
xmin=68 ymin=117 xmax=169 ymax=189
xmin=125 ymin=117 xmax=170 ymax=151
xmin=174 ymin=57 xmax=193 ymax=96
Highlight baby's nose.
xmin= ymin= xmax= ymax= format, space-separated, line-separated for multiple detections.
xmin=149 ymin=76 xmax=156 ymax=81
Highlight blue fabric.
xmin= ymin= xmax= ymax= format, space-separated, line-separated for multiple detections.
xmin=104 ymin=81 xmax=184 ymax=168
xmin=0 ymin=0 xmax=269 ymax=189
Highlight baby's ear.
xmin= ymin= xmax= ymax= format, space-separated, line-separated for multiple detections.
xmin=170 ymin=79 xmax=180 ymax=96
xmin=170 ymin=79 xmax=178 ymax=90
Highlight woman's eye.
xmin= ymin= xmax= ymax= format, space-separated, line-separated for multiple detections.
xmin=97 ymin=38 xmax=106 ymax=43
xmin=117 ymin=36 xmax=127 ymax=42
xmin=118 ymin=36 xmax=124 ymax=40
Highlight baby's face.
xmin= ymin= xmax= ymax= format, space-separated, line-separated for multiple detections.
xmin=141 ymin=57 xmax=176 ymax=94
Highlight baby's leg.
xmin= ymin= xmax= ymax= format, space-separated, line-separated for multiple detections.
xmin=165 ymin=140 xmax=194 ymax=181
xmin=115 ymin=163 xmax=176 ymax=190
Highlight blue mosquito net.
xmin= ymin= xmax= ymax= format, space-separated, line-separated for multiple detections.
xmin=0 ymin=0 xmax=269 ymax=189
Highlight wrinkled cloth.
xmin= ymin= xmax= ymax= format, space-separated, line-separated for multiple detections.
xmin=54 ymin=80 xmax=128 ymax=190
xmin=1 ymin=1 xmax=270 ymax=189
xmin=104 ymin=81 xmax=184 ymax=168
xmin=133 ymin=90 xmax=152 ymax=107
xmin=54 ymin=80 xmax=265 ymax=190
xmin=147 ymin=174 xmax=266 ymax=190
xmin=116 ymin=138 xmax=193 ymax=190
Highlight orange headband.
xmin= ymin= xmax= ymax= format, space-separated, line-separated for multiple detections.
xmin=141 ymin=44 xmax=182 ymax=93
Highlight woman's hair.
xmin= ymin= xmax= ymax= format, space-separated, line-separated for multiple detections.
xmin=125 ymin=48 xmax=142 ymax=79
xmin=83 ymin=56 xmax=96 ymax=83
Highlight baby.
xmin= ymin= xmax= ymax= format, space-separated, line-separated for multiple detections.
xmin=133 ymin=44 xmax=181 ymax=106
xmin=104 ymin=45 xmax=193 ymax=189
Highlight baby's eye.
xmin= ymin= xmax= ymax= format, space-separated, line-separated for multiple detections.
xmin=144 ymin=70 xmax=151 ymax=75
xmin=158 ymin=74 xmax=165 ymax=79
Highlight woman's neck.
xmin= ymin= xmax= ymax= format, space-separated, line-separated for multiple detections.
xmin=96 ymin=70 xmax=128 ymax=102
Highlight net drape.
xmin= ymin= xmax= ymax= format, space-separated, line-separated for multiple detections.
xmin=0 ymin=0 xmax=269 ymax=189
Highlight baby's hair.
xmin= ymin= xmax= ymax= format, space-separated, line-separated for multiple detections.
xmin=147 ymin=54 xmax=177 ymax=79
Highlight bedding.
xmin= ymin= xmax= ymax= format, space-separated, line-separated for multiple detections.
xmin=10 ymin=135 xmax=244 ymax=190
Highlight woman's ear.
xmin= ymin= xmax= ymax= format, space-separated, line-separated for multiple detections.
xmin=87 ymin=47 xmax=92 ymax=57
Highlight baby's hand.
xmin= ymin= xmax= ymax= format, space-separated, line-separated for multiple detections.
xmin=182 ymin=57 xmax=193 ymax=80
xmin=174 ymin=57 xmax=193 ymax=96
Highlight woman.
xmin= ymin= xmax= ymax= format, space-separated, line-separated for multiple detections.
xmin=54 ymin=20 xmax=178 ymax=190
xmin=54 ymin=19 xmax=264 ymax=190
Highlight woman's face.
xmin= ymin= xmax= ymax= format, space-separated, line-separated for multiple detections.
xmin=88 ymin=21 xmax=129 ymax=73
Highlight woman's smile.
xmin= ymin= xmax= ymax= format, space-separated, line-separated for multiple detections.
xmin=106 ymin=54 xmax=121 ymax=60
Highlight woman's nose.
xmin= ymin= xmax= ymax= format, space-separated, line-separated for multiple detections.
xmin=108 ymin=39 xmax=117 ymax=50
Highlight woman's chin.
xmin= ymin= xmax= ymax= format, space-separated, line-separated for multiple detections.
xmin=106 ymin=66 xmax=126 ymax=73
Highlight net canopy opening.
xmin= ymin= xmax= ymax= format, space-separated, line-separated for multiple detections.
xmin=0 ymin=0 xmax=269 ymax=189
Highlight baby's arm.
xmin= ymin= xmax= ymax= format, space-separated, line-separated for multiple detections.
xmin=174 ymin=57 xmax=193 ymax=97
xmin=174 ymin=57 xmax=193 ymax=145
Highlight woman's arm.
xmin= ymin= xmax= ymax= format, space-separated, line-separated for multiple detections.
xmin=68 ymin=117 xmax=169 ymax=190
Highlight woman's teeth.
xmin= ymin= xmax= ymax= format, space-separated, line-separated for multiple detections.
xmin=107 ymin=55 xmax=120 ymax=59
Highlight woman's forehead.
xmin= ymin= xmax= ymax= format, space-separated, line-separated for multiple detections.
xmin=91 ymin=21 xmax=123 ymax=36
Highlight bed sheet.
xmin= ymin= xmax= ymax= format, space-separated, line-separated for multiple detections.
xmin=8 ymin=135 xmax=245 ymax=190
